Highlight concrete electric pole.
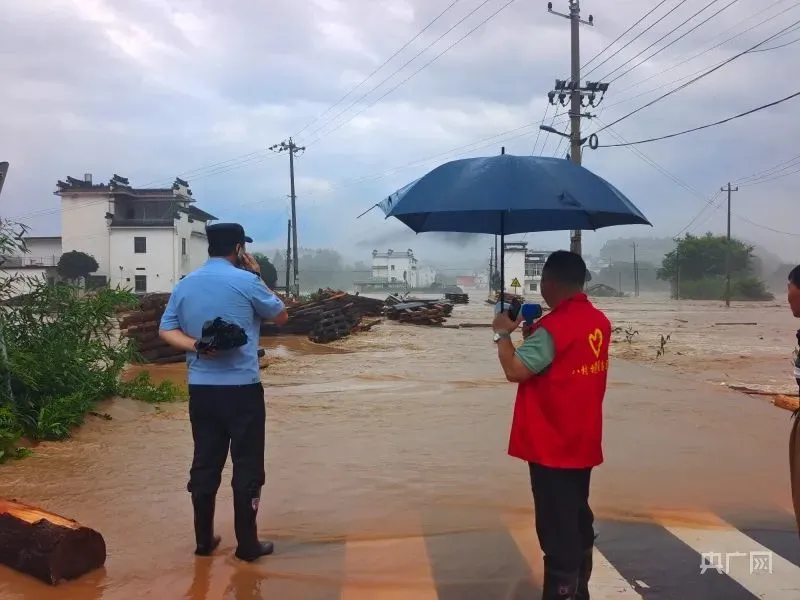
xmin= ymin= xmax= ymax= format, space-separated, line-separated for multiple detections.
xmin=546 ymin=1 xmax=609 ymax=257
xmin=721 ymin=182 xmax=738 ymax=308
xmin=270 ymin=138 xmax=305 ymax=297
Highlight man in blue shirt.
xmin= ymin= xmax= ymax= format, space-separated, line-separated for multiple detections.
xmin=159 ymin=223 xmax=288 ymax=562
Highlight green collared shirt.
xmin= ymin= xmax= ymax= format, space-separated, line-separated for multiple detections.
xmin=515 ymin=327 xmax=556 ymax=374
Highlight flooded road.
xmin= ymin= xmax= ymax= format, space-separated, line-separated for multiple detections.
xmin=1 ymin=295 xmax=797 ymax=599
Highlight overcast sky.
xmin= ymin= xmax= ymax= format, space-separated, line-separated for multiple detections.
xmin=1 ymin=0 xmax=798 ymax=269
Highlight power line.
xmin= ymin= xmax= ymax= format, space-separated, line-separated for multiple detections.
xmin=545 ymin=2 xmax=800 ymax=134
xmin=582 ymin=0 xmax=691 ymax=79
xmin=602 ymin=0 xmax=740 ymax=84
xmin=594 ymin=18 xmax=800 ymax=134
xmin=749 ymin=35 xmax=800 ymax=52
xmin=301 ymin=0 xmax=511 ymax=145
xmin=291 ymin=0 xmax=464 ymax=138
xmin=738 ymin=164 xmax=800 ymax=187
xmin=595 ymin=118 xmax=800 ymax=238
xmin=135 ymin=1 xmax=799 ymax=191
xmin=596 ymin=90 xmax=800 ymax=148
xmin=609 ymin=1 xmax=799 ymax=98
xmin=734 ymin=152 xmax=800 ymax=184
xmin=580 ymin=0 xmax=672 ymax=74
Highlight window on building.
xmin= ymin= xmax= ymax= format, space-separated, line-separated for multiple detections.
xmin=390 ymin=264 xmax=395 ymax=270
xmin=134 ymin=237 xmax=147 ymax=253
xmin=134 ymin=275 xmax=147 ymax=293
xmin=181 ymin=237 xmax=187 ymax=255
xmin=525 ymin=262 xmax=543 ymax=277
xmin=529 ymin=282 xmax=538 ymax=292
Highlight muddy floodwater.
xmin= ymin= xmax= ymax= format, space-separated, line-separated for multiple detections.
xmin=1 ymin=294 xmax=797 ymax=599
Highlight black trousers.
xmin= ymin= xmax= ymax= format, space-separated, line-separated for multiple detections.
xmin=529 ymin=462 xmax=595 ymax=574
xmin=187 ymin=383 xmax=266 ymax=497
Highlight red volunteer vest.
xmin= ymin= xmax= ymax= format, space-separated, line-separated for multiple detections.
xmin=508 ymin=293 xmax=610 ymax=468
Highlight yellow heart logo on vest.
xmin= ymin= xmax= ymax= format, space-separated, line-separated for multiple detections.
xmin=588 ymin=329 xmax=603 ymax=358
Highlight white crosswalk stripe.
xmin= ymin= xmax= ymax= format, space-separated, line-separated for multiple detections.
xmin=590 ymin=550 xmax=645 ymax=599
xmin=658 ymin=515 xmax=800 ymax=599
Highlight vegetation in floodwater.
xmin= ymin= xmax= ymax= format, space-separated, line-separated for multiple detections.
xmin=0 ymin=219 xmax=183 ymax=463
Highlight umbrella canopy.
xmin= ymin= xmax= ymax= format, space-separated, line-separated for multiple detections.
xmin=377 ymin=154 xmax=650 ymax=235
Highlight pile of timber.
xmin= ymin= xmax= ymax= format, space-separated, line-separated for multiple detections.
xmin=444 ymin=292 xmax=469 ymax=304
xmin=118 ymin=293 xmax=185 ymax=365
xmin=261 ymin=291 xmax=385 ymax=343
xmin=0 ymin=498 xmax=106 ymax=585
xmin=484 ymin=292 xmax=524 ymax=306
xmin=385 ymin=300 xmax=453 ymax=326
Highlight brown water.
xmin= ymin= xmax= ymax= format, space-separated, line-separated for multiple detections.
xmin=0 ymin=294 xmax=796 ymax=598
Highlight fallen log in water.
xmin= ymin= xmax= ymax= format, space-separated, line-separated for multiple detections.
xmin=0 ymin=498 xmax=106 ymax=585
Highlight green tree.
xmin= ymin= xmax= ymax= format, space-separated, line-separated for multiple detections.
xmin=57 ymin=250 xmax=99 ymax=282
xmin=658 ymin=233 xmax=773 ymax=300
xmin=252 ymin=252 xmax=278 ymax=289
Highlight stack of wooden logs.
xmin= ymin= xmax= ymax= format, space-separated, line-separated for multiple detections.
xmin=261 ymin=291 xmax=385 ymax=343
xmin=444 ymin=292 xmax=469 ymax=304
xmin=385 ymin=300 xmax=453 ymax=326
xmin=118 ymin=294 xmax=185 ymax=365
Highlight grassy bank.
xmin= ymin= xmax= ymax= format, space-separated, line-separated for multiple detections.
xmin=0 ymin=219 xmax=182 ymax=463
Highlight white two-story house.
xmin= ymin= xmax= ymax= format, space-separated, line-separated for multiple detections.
xmin=55 ymin=173 xmax=217 ymax=293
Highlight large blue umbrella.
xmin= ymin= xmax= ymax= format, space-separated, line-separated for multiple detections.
xmin=372 ymin=153 xmax=651 ymax=306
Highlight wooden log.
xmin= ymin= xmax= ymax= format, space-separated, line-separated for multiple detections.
xmin=773 ymin=395 xmax=800 ymax=412
xmin=0 ymin=498 xmax=106 ymax=585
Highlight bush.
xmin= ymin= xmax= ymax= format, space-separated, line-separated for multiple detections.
xmin=677 ymin=276 xmax=775 ymax=301
xmin=0 ymin=219 xmax=182 ymax=463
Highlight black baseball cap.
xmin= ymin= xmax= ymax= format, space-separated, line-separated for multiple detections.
xmin=206 ymin=222 xmax=253 ymax=245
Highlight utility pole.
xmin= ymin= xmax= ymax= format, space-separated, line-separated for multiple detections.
xmin=489 ymin=246 xmax=494 ymax=293
xmin=546 ymin=1 xmax=608 ymax=257
xmin=492 ymin=236 xmax=496 ymax=292
xmin=285 ymin=219 xmax=291 ymax=295
xmin=270 ymin=138 xmax=305 ymax=297
xmin=721 ymin=182 xmax=738 ymax=308
xmin=632 ymin=241 xmax=639 ymax=297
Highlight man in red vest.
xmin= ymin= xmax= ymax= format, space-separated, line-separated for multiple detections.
xmin=492 ymin=250 xmax=611 ymax=600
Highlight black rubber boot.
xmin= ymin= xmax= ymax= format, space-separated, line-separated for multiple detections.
xmin=575 ymin=547 xmax=593 ymax=600
xmin=233 ymin=490 xmax=274 ymax=562
xmin=542 ymin=568 xmax=579 ymax=600
xmin=192 ymin=493 xmax=221 ymax=556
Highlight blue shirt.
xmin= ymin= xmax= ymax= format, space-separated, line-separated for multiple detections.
xmin=159 ymin=258 xmax=286 ymax=385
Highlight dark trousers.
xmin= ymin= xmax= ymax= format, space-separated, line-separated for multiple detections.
xmin=187 ymin=383 xmax=266 ymax=497
xmin=529 ymin=462 xmax=595 ymax=574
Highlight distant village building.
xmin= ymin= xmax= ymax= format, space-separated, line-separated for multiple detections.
xmin=502 ymin=242 xmax=554 ymax=296
xmin=353 ymin=248 xmax=437 ymax=292
xmin=2 ymin=173 xmax=218 ymax=295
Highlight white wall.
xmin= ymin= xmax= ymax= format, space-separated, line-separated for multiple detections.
xmin=24 ymin=237 xmax=62 ymax=262
xmin=109 ymin=227 xmax=176 ymax=293
xmin=372 ymin=253 xmax=415 ymax=283
xmin=503 ymin=249 xmax=526 ymax=294
xmin=175 ymin=214 xmax=208 ymax=276
xmin=60 ymin=193 xmax=111 ymax=278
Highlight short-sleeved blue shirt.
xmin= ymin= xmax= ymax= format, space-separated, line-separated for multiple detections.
xmin=159 ymin=258 xmax=286 ymax=385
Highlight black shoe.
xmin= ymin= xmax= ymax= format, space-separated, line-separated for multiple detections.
xmin=233 ymin=490 xmax=274 ymax=562
xmin=192 ymin=493 xmax=221 ymax=556
xmin=542 ymin=568 xmax=579 ymax=600
xmin=575 ymin=547 xmax=593 ymax=600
